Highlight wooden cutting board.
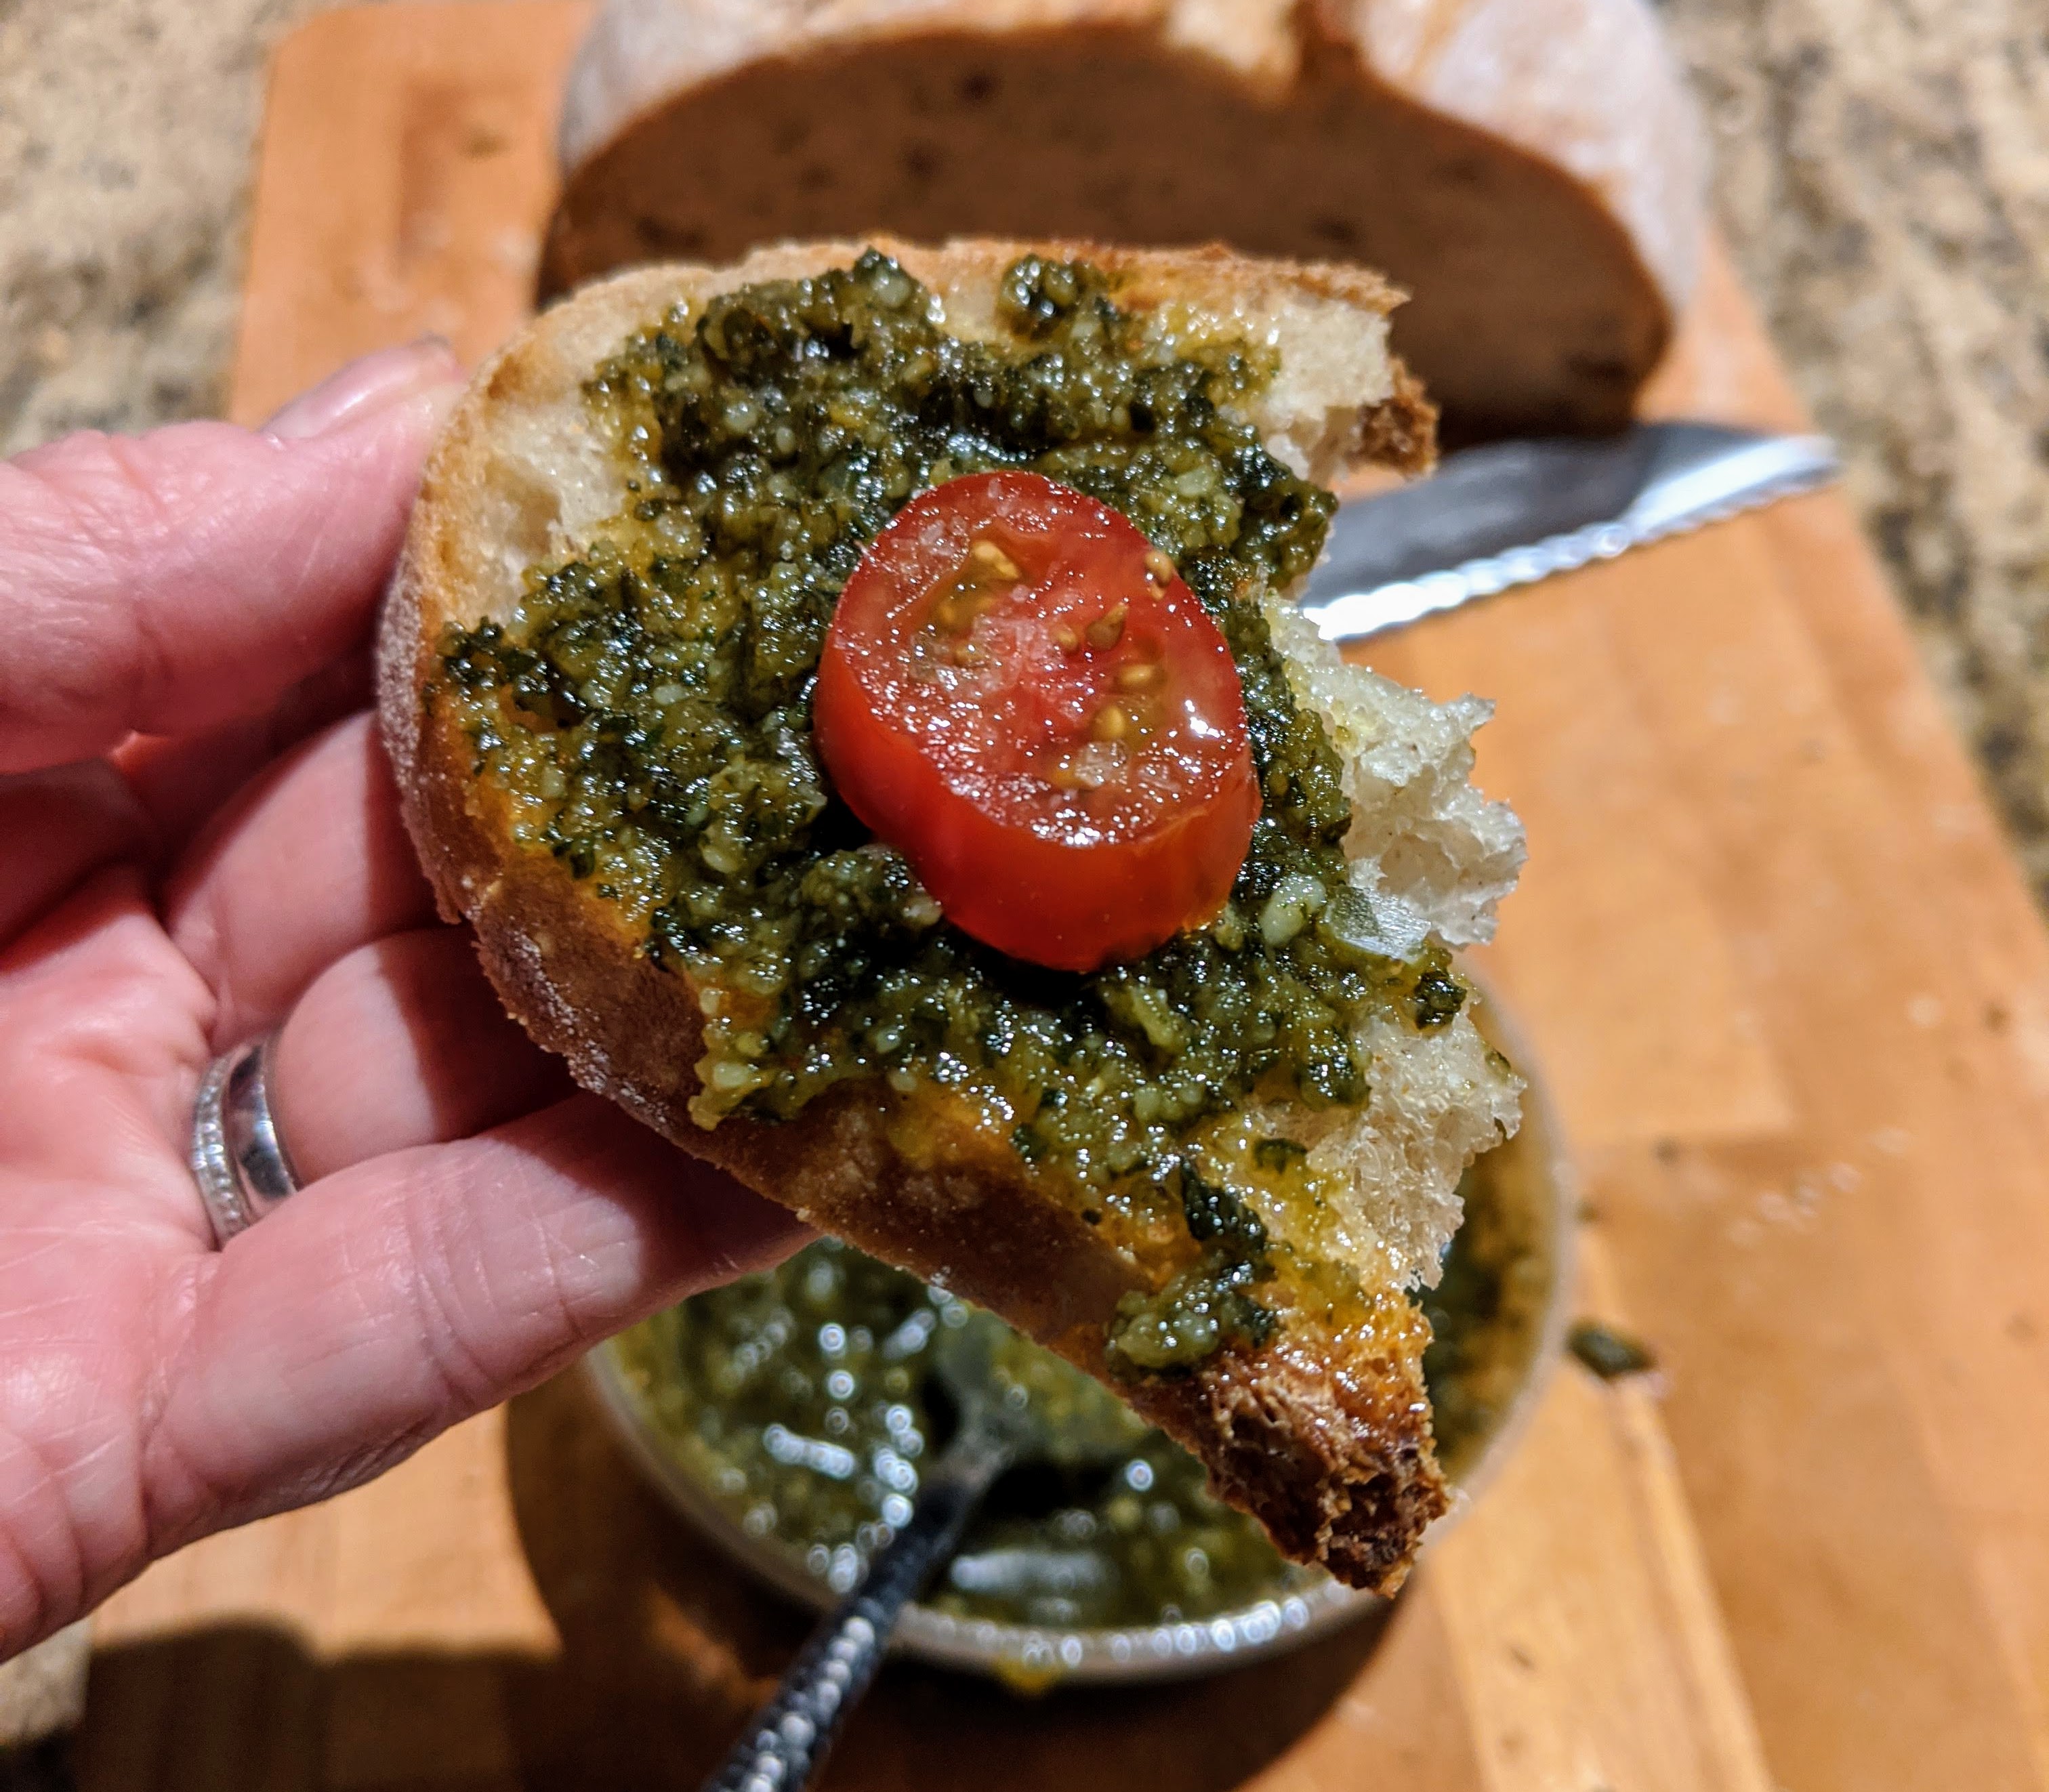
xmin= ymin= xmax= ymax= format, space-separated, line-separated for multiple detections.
xmin=72 ymin=5 xmax=2049 ymax=1789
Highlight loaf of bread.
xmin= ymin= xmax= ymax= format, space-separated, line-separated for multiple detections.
xmin=379 ymin=238 xmax=1524 ymax=1591
xmin=542 ymin=0 xmax=1706 ymax=441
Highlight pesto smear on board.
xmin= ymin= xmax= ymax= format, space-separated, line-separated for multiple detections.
xmin=436 ymin=251 xmax=1466 ymax=1363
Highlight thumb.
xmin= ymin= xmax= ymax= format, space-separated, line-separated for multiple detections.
xmin=0 ymin=340 xmax=463 ymax=776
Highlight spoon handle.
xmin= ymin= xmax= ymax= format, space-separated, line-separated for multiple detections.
xmin=701 ymin=1421 xmax=1011 ymax=1792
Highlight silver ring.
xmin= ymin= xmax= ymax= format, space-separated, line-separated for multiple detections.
xmin=188 ymin=1034 xmax=300 ymax=1247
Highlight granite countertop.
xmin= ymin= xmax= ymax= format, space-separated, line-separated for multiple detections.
xmin=3 ymin=0 xmax=2046 ymax=887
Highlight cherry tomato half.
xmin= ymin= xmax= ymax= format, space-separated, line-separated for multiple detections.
xmin=813 ymin=470 xmax=1258 ymax=972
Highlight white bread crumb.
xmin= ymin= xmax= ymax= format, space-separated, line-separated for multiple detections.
xmin=1262 ymin=598 xmax=1525 ymax=1288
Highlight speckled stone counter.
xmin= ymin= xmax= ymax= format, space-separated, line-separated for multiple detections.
xmin=1660 ymin=0 xmax=2049 ymax=891
xmin=4 ymin=0 xmax=2047 ymax=886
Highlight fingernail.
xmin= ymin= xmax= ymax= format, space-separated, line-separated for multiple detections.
xmin=262 ymin=337 xmax=464 ymax=440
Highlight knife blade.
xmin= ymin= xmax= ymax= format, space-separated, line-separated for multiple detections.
xmin=1299 ymin=421 xmax=1840 ymax=642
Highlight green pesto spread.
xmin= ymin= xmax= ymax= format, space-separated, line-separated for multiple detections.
xmin=436 ymin=251 xmax=1463 ymax=1364
xmin=614 ymin=1144 xmax=1543 ymax=1633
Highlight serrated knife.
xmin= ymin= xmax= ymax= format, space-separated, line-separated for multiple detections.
xmin=1300 ymin=421 xmax=1840 ymax=642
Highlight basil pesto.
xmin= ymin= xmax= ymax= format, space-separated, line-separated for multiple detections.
xmin=436 ymin=252 xmax=1464 ymax=1360
xmin=614 ymin=1144 xmax=1540 ymax=1633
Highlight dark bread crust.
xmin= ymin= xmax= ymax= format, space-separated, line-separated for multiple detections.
xmin=378 ymin=237 xmax=1449 ymax=1591
xmin=545 ymin=0 xmax=1705 ymax=438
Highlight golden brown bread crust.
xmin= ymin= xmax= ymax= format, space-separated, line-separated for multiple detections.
xmin=544 ymin=0 xmax=1705 ymax=438
xmin=378 ymin=236 xmax=1449 ymax=1590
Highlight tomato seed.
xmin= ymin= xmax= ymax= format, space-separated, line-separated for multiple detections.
xmin=968 ymin=538 xmax=1021 ymax=581
xmin=1091 ymin=703 xmax=1132 ymax=742
xmin=1086 ymin=605 xmax=1127 ymax=648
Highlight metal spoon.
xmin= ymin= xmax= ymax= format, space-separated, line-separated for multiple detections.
xmin=699 ymin=1306 xmax=1137 ymax=1792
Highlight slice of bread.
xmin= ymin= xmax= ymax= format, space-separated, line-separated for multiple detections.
xmin=543 ymin=0 xmax=1705 ymax=442
xmin=379 ymin=237 xmax=1524 ymax=1593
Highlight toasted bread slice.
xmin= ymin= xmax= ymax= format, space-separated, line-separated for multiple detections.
xmin=378 ymin=238 xmax=1524 ymax=1592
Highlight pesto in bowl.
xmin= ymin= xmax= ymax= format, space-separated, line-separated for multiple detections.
xmin=587 ymin=1086 xmax=1567 ymax=1682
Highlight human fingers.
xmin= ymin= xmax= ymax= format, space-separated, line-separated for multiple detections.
xmin=0 ymin=864 xmax=213 ymax=1232
xmin=269 ymin=928 xmax=571 ymax=1182
xmin=115 ymin=646 xmax=374 ymax=850
xmin=1 ymin=654 xmax=379 ymax=958
xmin=0 ymin=339 xmax=461 ymax=776
xmin=162 ymin=711 xmax=434 ymax=1047
xmin=257 ymin=339 xmax=459 ymax=442
xmin=1 ymin=657 xmax=379 ymax=954
xmin=144 ymin=1096 xmax=806 ymax=1541
xmin=0 ymin=759 xmax=152 ymax=942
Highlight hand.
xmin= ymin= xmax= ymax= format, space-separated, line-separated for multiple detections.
xmin=0 ymin=341 xmax=805 ymax=1661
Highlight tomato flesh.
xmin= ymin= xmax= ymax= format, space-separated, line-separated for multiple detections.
xmin=813 ymin=471 xmax=1258 ymax=972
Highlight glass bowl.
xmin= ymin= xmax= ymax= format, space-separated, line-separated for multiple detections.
xmin=583 ymin=988 xmax=1573 ymax=1685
